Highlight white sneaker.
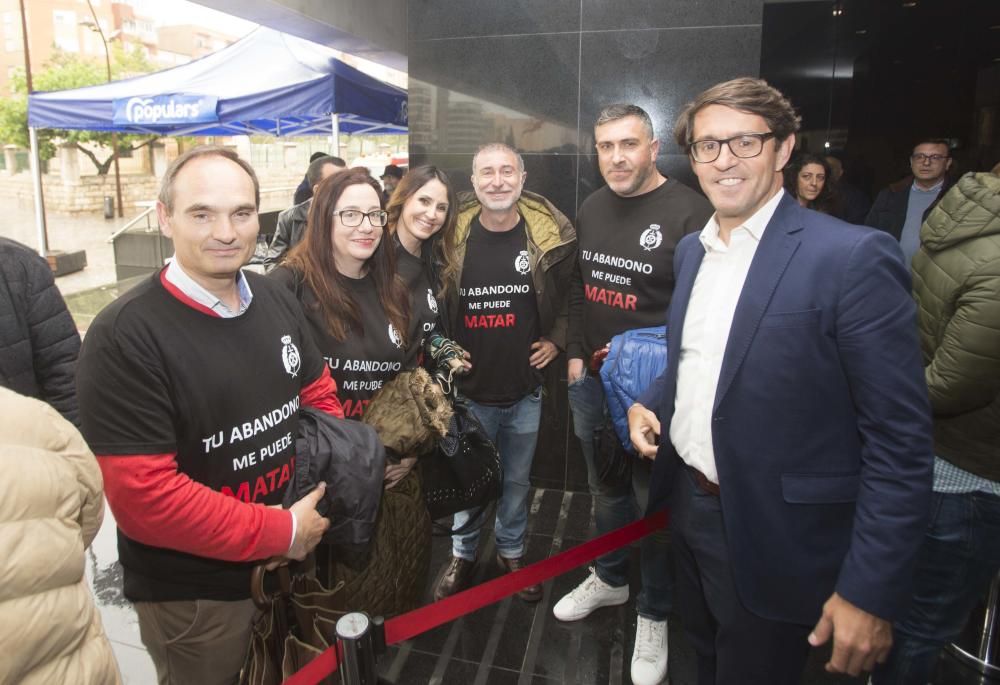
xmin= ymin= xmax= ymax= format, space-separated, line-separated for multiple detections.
xmin=630 ymin=615 xmax=668 ymax=685
xmin=552 ymin=567 xmax=629 ymax=621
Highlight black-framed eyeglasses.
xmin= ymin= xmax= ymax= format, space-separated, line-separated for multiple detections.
xmin=688 ymin=132 xmax=776 ymax=163
xmin=335 ymin=209 xmax=388 ymax=227
xmin=911 ymin=153 xmax=949 ymax=163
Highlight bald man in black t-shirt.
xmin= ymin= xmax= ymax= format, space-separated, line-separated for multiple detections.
xmin=430 ymin=143 xmax=577 ymax=604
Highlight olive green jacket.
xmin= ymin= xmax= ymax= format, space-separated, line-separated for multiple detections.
xmin=443 ymin=190 xmax=577 ymax=349
xmin=912 ymin=171 xmax=1000 ymax=480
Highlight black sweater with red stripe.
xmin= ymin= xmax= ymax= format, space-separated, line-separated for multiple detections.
xmin=77 ymin=269 xmax=342 ymax=601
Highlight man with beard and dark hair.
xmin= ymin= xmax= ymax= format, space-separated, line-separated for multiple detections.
xmin=556 ymin=103 xmax=712 ymax=685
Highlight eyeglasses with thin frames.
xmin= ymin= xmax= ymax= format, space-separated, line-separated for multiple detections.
xmin=688 ymin=132 xmax=776 ymax=164
xmin=334 ymin=209 xmax=388 ymax=228
xmin=910 ymin=153 xmax=949 ymax=164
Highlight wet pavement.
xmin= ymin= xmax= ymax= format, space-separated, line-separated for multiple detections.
xmin=86 ymin=509 xmax=158 ymax=684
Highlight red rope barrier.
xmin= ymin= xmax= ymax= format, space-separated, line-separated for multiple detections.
xmin=283 ymin=509 xmax=668 ymax=685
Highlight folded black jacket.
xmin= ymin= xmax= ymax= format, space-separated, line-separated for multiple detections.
xmin=285 ymin=407 xmax=385 ymax=546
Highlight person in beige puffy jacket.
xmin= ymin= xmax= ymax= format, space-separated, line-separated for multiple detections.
xmin=0 ymin=386 xmax=121 ymax=684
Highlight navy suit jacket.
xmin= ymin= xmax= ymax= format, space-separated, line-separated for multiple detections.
xmin=640 ymin=193 xmax=933 ymax=626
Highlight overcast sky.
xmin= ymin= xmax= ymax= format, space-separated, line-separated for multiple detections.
xmin=127 ymin=0 xmax=257 ymax=37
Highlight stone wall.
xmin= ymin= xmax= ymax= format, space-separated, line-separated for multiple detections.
xmin=0 ymin=169 xmax=304 ymax=216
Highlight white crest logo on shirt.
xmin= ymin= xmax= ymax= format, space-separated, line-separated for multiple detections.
xmin=514 ymin=250 xmax=531 ymax=275
xmin=388 ymin=324 xmax=403 ymax=349
xmin=281 ymin=334 xmax=301 ymax=377
xmin=640 ymin=224 xmax=663 ymax=251
xmin=427 ymin=288 xmax=439 ymax=314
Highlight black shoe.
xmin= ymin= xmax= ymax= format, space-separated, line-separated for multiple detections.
xmin=433 ymin=555 xmax=476 ymax=601
xmin=496 ymin=554 xmax=542 ymax=602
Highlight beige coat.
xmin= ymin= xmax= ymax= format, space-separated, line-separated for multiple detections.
xmin=0 ymin=387 xmax=120 ymax=684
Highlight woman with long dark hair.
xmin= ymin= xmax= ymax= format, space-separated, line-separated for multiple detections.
xmin=386 ymin=165 xmax=470 ymax=385
xmin=785 ymin=152 xmax=839 ymax=215
xmin=271 ymin=168 xmax=431 ymax=616
xmin=275 ymin=168 xmax=411 ymax=421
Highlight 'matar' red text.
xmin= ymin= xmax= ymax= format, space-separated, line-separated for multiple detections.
xmin=221 ymin=457 xmax=294 ymax=503
xmin=464 ymin=313 xmax=516 ymax=328
xmin=585 ymin=284 xmax=637 ymax=311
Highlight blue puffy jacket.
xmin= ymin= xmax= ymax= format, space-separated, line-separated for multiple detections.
xmin=599 ymin=326 xmax=667 ymax=452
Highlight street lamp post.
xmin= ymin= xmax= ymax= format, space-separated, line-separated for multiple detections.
xmin=82 ymin=1 xmax=124 ymax=218
xmin=18 ymin=0 xmax=49 ymax=254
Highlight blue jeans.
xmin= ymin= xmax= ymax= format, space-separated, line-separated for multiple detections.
xmin=567 ymin=371 xmax=672 ymax=621
xmin=452 ymin=387 xmax=542 ymax=560
xmin=873 ymin=490 xmax=1000 ymax=684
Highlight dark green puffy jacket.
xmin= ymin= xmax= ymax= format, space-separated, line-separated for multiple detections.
xmin=911 ymin=171 xmax=1000 ymax=480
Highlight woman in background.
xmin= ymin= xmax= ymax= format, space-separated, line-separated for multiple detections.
xmin=785 ymin=152 xmax=839 ymax=215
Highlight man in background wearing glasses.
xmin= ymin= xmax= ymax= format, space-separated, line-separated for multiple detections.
xmin=627 ymin=78 xmax=934 ymax=684
xmin=865 ymin=137 xmax=954 ymax=264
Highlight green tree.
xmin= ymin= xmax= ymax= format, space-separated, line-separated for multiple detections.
xmin=0 ymin=45 xmax=160 ymax=174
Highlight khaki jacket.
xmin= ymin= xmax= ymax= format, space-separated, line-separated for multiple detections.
xmin=444 ymin=190 xmax=577 ymax=348
xmin=0 ymin=387 xmax=121 ymax=684
xmin=912 ymin=171 xmax=1000 ymax=480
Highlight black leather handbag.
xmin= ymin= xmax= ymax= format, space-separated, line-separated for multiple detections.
xmin=419 ymin=396 xmax=503 ymax=524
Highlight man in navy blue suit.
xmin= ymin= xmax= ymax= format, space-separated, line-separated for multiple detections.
xmin=627 ymin=78 xmax=934 ymax=684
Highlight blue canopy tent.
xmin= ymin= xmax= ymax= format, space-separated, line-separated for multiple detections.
xmin=27 ymin=26 xmax=408 ymax=137
xmin=24 ymin=27 xmax=407 ymax=253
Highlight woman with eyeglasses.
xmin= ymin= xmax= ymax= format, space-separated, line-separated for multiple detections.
xmin=271 ymin=167 xmax=431 ymax=616
xmin=273 ymin=168 xmax=413 ymax=422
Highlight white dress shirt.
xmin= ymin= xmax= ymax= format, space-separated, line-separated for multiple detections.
xmin=669 ymin=189 xmax=785 ymax=484
xmin=163 ymin=260 xmax=253 ymax=318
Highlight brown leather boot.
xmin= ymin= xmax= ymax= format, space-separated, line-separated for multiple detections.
xmin=496 ymin=554 xmax=542 ymax=602
xmin=432 ymin=555 xmax=477 ymax=601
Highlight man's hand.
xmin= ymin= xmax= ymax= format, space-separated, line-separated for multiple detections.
xmin=568 ymin=357 xmax=585 ymax=384
xmin=529 ymin=338 xmax=558 ymax=369
xmin=627 ymin=402 xmax=660 ymax=459
xmin=808 ymin=592 xmax=893 ymax=676
xmin=287 ymin=483 xmax=330 ymax=561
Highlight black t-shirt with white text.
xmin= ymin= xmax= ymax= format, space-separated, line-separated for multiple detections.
xmin=76 ymin=270 xmax=327 ymax=601
xmin=456 ymin=216 xmax=541 ymax=405
xmin=569 ymin=179 xmax=712 ymax=360
xmin=395 ymin=239 xmax=440 ymax=351
xmin=271 ymin=267 xmax=415 ymax=420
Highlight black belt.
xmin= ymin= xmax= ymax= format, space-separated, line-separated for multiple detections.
xmin=687 ymin=465 xmax=720 ymax=497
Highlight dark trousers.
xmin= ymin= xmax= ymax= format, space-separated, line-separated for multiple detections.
xmin=872 ymin=490 xmax=1000 ymax=684
xmin=673 ymin=468 xmax=812 ymax=685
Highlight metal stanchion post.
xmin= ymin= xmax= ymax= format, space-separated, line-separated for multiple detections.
xmin=336 ymin=612 xmax=384 ymax=685
xmin=977 ymin=572 xmax=999 ymax=666
xmin=945 ymin=571 xmax=1000 ymax=682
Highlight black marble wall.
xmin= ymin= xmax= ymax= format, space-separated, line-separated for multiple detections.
xmin=407 ymin=0 xmax=767 ymax=491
